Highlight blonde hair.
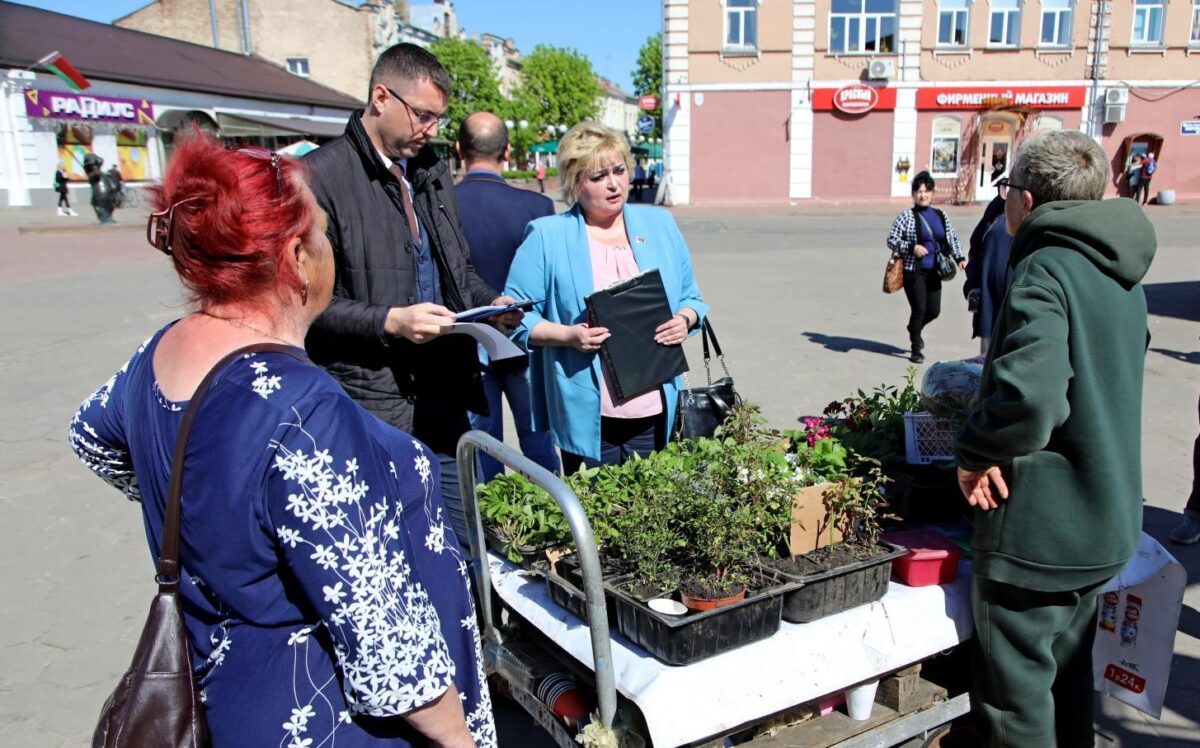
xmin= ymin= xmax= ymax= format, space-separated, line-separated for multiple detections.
xmin=556 ymin=122 xmax=633 ymax=205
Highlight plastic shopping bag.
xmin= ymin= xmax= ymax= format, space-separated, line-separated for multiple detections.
xmin=1092 ymin=532 xmax=1185 ymax=719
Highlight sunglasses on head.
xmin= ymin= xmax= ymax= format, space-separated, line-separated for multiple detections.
xmin=226 ymin=144 xmax=284 ymax=197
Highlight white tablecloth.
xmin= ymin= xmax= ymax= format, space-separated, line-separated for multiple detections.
xmin=488 ymin=554 xmax=975 ymax=747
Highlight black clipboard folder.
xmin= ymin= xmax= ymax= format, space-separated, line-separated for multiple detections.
xmin=584 ymin=268 xmax=688 ymax=401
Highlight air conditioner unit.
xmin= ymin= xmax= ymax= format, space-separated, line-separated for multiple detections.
xmin=1105 ymin=88 xmax=1129 ymax=105
xmin=868 ymin=58 xmax=894 ymax=80
xmin=1104 ymin=104 xmax=1127 ymax=124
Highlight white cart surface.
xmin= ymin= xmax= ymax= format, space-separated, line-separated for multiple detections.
xmin=489 ymin=554 xmax=975 ymax=747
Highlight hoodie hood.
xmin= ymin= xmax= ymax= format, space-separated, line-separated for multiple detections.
xmin=1009 ymin=198 xmax=1156 ymax=288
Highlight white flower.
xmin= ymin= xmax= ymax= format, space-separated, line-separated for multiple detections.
xmin=323 ymin=582 xmax=347 ymax=604
xmin=277 ymin=526 xmax=302 ymax=548
xmin=282 ymin=704 xmax=316 ymax=735
xmin=287 ymin=737 xmax=313 ymax=748
xmin=251 ymin=361 xmax=269 ymax=374
xmin=287 ymin=627 xmax=313 ymax=646
xmin=310 ymin=544 xmax=338 ymax=570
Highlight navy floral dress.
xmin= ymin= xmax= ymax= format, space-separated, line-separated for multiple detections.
xmin=69 ymin=326 xmax=496 ymax=748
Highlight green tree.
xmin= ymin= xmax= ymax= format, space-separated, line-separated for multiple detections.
xmin=514 ymin=45 xmax=601 ymax=139
xmin=631 ymin=32 xmax=663 ymax=139
xmin=429 ymin=37 xmax=505 ymax=142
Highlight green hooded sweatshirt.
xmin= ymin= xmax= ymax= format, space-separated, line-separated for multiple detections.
xmin=955 ymin=198 xmax=1156 ymax=592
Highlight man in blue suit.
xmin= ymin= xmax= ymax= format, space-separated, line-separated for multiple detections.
xmin=455 ymin=112 xmax=561 ymax=480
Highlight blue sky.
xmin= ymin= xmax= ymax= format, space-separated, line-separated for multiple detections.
xmin=10 ymin=0 xmax=662 ymax=92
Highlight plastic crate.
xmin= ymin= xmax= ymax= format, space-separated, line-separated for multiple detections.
xmin=903 ymin=411 xmax=962 ymax=465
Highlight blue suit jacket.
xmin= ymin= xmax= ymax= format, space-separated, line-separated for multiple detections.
xmin=453 ymin=170 xmax=555 ymax=292
xmin=504 ymin=204 xmax=708 ymax=460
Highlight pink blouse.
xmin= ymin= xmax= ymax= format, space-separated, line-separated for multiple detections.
xmin=589 ymin=235 xmax=665 ymax=419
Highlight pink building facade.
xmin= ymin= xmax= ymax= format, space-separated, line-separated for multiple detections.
xmin=663 ymin=0 xmax=1200 ymax=204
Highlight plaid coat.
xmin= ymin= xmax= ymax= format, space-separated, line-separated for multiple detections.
xmin=887 ymin=207 xmax=965 ymax=272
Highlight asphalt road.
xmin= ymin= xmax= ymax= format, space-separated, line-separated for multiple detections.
xmin=0 ymin=200 xmax=1196 ymax=746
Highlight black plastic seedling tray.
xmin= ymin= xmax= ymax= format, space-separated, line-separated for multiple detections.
xmin=769 ymin=542 xmax=907 ymax=624
xmin=543 ymin=567 xmax=619 ymax=628
xmin=605 ymin=572 xmax=796 ymax=666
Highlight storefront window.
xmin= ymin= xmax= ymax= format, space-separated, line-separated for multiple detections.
xmin=989 ymin=0 xmax=1021 ymax=47
xmin=724 ymin=0 xmax=758 ymax=52
xmin=938 ymin=0 xmax=970 ymax=47
xmin=930 ymin=117 xmax=962 ymax=177
xmin=1192 ymin=0 xmax=1200 ymax=44
xmin=1040 ymin=0 xmax=1073 ymax=47
xmin=830 ymin=0 xmax=898 ymax=54
xmin=1131 ymin=0 xmax=1165 ymax=45
xmin=56 ymin=125 xmax=93 ymax=181
xmin=116 ymin=129 xmax=149 ymax=181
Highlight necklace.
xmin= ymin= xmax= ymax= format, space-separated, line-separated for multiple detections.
xmin=198 ymin=311 xmax=297 ymax=346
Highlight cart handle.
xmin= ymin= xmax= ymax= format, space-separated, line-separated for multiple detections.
xmin=456 ymin=431 xmax=617 ymax=731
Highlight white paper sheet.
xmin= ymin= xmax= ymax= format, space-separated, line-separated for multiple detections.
xmin=446 ymin=322 xmax=524 ymax=360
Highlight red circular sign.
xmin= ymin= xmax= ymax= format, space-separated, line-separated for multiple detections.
xmin=639 ymin=94 xmax=659 ymax=111
xmin=834 ymin=85 xmax=879 ymax=115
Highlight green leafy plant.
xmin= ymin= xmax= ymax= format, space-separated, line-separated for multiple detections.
xmin=819 ymin=460 xmax=895 ymax=548
xmin=819 ymin=366 xmax=922 ymax=463
xmin=476 ymin=473 xmax=570 ymax=563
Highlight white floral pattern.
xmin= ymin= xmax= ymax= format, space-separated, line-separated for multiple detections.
xmin=68 ymin=329 xmax=496 ymax=748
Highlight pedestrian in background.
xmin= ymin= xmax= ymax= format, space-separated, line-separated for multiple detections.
xmin=505 ymin=122 xmax=707 ymax=474
xmin=1135 ymin=151 xmax=1157 ymax=205
xmin=53 ymin=162 xmax=76 ymax=217
xmin=536 ymin=161 xmax=546 ymax=194
xmin=83 ymin=153 xmax=116 ymax=224
xmin=454 ymin=111 xmax=561 ymax=482
xmin=1124 ymin=153 xmax=1143 ymax=199
xmin=956 ymin=129 xmax=1155 ymax=747
xmin=964 ymin=193 xmax=1014 ymax=355
xmin=885 ymin=171 xmax=966 ymax=363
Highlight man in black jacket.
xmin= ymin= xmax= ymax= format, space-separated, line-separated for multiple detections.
xmin=304 ymin=43 xmax=518 ymax=544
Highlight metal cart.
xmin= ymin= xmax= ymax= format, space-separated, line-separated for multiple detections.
xmin=456 ymin=432 xmax=972 ymax=748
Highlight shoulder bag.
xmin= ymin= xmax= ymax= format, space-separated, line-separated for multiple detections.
xmin=673 ymin=319 xmax=741 ymax=441
xmin=915 ymin=209 xmax=958 ymax=281
xmin=93 ymin=343 xmax=304 ymax=748
xmin=882 ymin=254 xmax=904 ymax=294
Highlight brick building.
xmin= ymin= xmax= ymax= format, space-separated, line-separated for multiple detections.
xmin=662 ymin=0 xmax=1200 ymax=204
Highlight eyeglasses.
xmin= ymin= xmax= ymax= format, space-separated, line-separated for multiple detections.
xmin=995 ymin=177 xmax=1034 ymax=202
xmin=227 ymin=144 xmax=283 ymax=197
xmin=147 ymin=196 xmax=202 ymax=256
xmin=382 ymin=85 xmax=450 ymax=131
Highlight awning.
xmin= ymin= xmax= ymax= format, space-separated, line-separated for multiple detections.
xmin=632 ymin=143 xmax=663 ymax=159
xmin=216 ymin=112 xmax=347 ymax=138
xmin=529 ymin=139 xmax=558 ymax=154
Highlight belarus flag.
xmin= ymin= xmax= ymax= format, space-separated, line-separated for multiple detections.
xmin=37 ymin=51 xmax=90 ymax=92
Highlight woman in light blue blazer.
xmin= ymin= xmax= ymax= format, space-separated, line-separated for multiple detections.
xmin=504 ymin=123 xmax=707 ymax=474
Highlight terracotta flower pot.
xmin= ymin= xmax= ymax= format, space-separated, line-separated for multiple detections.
xmin=680 ymin=586 xmax=747 ymax=613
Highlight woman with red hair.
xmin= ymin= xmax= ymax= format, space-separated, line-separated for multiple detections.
xmin=68 ymin=134 xmax=494 ymax=748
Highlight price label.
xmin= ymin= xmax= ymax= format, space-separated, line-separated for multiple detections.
xmin=1103 ymin=664 xmax=1146 ymax=694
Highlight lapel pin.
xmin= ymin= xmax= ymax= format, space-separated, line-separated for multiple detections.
xmin=635 ymin=235 xmax=646 ymax=244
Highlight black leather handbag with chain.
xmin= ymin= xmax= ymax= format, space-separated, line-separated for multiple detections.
xmin=672 ymin=319 xmax=741 ymax=441
xmin=93 ymin=344 xmax=304 ymax=748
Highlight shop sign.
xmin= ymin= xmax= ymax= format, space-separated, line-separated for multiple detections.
xmin=24 ymin=88 xmax=155 ymax=125
xmin=812 ymin=86 xmax=897 ymax=112
xmin=639 ymin=94 xmax=659 ymax=111
xmin=1181 ymin=120 xmax=1200 ymax=136
xmin=917 ymin=87 xmax=1086 ymax=110
xmin=832 ymin=85 xmax=879 ymax=114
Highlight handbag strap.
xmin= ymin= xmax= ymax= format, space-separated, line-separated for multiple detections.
xmin=698 ymin=319 xmax=732 ymax=385
xmin=157 ymin=343 xmax=308 ymax=591
xmin=914 ymin=209 xmax=949 ymax=257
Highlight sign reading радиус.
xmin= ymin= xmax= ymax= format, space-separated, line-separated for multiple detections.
xmin=24 ymin=88 xmax=155 ymax=125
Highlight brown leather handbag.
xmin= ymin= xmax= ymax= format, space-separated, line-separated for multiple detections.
xmin=93 ymin=344 xmax=301 ymax=747
xmin=883 ymin=254 xmax=904 ymax=294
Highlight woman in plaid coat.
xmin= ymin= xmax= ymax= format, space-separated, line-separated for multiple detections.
xmin=886 ymin=171 xmax=966 ymax=363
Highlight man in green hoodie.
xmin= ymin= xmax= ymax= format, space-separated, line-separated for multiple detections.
xmin=954 ymin=129 xmax=1156 ymax=747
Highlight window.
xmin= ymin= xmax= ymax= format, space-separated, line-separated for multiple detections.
xmin=989 ymin=0 xmax=1021 ymax=46
xmin=56 ymin=125 xmax=93 ymax=182
xmin=830 ymin=0 xmax=899 ymax=54
xmin=938 ymin=0 xmax=970 ymax=47
xmin=1131 ymin=0 xmax=1165 ymax=45
xmin=1040 ymin=0 xmax=1072 ymax=46
xmin=116 ymin=129 xmax=149 ymax=181
xmin=930 ymin=117 xmax=962 ymax=176
xmin=286 ymin=58 xmax=310 ymax=77
xmin=1193 ymin=0 xmax=1200 ymax=44
xmin=724 ymin=0 xmax=758 ymax=52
